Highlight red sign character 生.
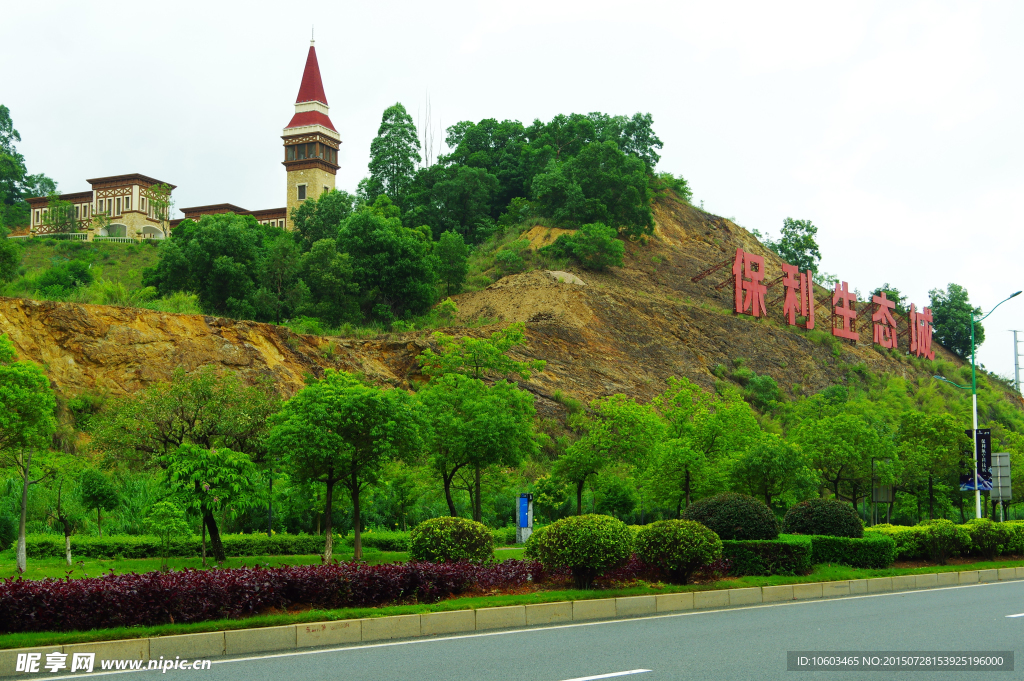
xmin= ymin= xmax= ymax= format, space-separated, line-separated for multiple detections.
xmin=732 ymin=248 xmax=768 ymax=318
xmin=871 ymin=292 xmax=898 ymax=349
xmin=832 ymin=281 xmax=858 ymax=341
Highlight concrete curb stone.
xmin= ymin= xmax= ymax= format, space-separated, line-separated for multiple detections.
xmin=296 ymin=620 xmax=361 ymax=647
xmin=571 ymin=599 xmax=616 ymax=621
xmin=656 ymin=592 xmax=693 ymax=612
xmin=361 ymin=615 xmax=420 ymax=641
xmin=693 ymin=590 xmax=729 ymax=609
xmin=420 ymin=610 xmax=475 ymax=636
xmin=525 ymin=602 xmax=572 ymax=626
xmin=149 ymin=632 xmax=224 ymax=659
xmin=793 ymin=583 xmax=823 ymax=600
xmin=475 ymin=605 xmax=526 ymax=630
xmin=224 ymin=625 xmax=294 ymax=656
xmin=616 ymin=596 xmax=656 ymax=617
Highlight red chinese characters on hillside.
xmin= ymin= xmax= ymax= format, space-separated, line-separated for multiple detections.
xmin=908 ymin=304 xmax=935 ymax=360
xmin=725 ymin=248 xmax=934 ymax=355
xmin=732 ymin=248 xmax=767 ymax=318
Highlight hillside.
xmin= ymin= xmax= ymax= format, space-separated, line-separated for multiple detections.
xmin=0 ymin=194 xmax=1016 ymax=417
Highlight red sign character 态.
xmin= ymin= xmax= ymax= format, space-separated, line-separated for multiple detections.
xmin=832 ymin=281 xmax=858 ymax=341
xmin=782 ymin=263 xmax=815 ymax=329
xmin=732 ymin=248 xmax=767 ymax=318
xmin=871 ymin=292 xmax=898 ymax=349
xmin=908 ymin=304 xmax=935 ymax=360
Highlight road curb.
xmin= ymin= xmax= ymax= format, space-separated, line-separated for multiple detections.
xmin=3 ymin=568 xmax=1024 ymax=676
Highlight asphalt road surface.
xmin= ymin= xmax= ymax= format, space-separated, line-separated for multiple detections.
xmin=62 ymin=580 xmax=1024 ymax=681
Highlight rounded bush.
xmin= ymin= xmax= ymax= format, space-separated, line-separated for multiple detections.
xmin=634 ymin=520 xmax=722 ymax=584
xmin=920 ymin=519 xmax=970 ymax=565
xmin=409 ymin=517 xmax=493 ymax=563
xmin=783 ymin=498 xmax=863 ymax=538
xmin=525 ymin=514 xmax=632 ymax=589
xmin=965 ymin=518 xmax=1010 ymax=561
xmin=681 ymin=492 xmax=780 ymax=540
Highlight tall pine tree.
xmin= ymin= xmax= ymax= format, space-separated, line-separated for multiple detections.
xmin=366 ymin=103 xmax=421 ymax=208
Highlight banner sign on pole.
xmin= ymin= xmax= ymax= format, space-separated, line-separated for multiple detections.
xmin=960 ymin=429 xmax=993 ymax=491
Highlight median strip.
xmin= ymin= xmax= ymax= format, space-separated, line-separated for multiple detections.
xmin=3 ymin=566 xmax=1022 ymax=678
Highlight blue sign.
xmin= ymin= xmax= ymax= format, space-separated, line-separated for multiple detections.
xmin=519 ymin=494 xmax=530 ymax=528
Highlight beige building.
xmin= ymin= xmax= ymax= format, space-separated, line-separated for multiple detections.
xmin=25 ymin=40 xmax=340 ymax=240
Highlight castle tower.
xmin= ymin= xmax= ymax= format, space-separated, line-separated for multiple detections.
xmin=282 ymin=40 xmax=340 ymax=230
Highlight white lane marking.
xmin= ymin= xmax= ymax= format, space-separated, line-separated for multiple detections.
xmin=36 ymin=579 xmax=1024 ymax=679
xmin=1006 ymin=612 xmax=1024 ymax=617
xmin=559 ymin=671 xmax=651 ymax=681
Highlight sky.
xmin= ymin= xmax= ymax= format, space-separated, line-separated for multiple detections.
xmin=4 ymin=0 xmax=1024 ymax=379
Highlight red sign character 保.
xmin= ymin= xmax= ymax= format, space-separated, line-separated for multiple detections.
xmin=732 ymin=248 xmax=767 ymax=318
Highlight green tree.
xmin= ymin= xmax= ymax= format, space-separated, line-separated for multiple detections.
xmin=930 ymin=283 xmax=984 ymax=359
xmin=41 ymin=193 xmax=78 ymax=234
xmin=730 ymin=433 xmax=815 ymax=507
xmin=649 ymin=378 xmax=759 ymax=514
xmin=291 ymin=189 xmax=356 ymax=252
xmin=163 ymin=443 xmax=260 ymax=563
xmin=0 ymin=224 xmax=22 ymax=283
xmin=295 ymin=238 xmax=358 ymax=325
xmin=541 ymin=222 xmax=624 ymax=270
xmin=45 ymin=464 xmax=86 ymax=567
xmin=79 ymin=468 xmax=119 ymax=536
xmin=145 ymin=500 xmax=191 ymax=569
xmin=0 ymin=334 xmax=57 ymax=572
xmin=653 ymin=173 xmax=693 ymax=203
xmin=435 ymin=230 xmax=468 ymax=297
xmin=253 ymin=231 xmax=305 ymax=323
xmin=418 ymin=322 xmax=546 ymax=380
xmin=794 ymin=412 xmax=880 ymax=504
xmin=366 ymin=103 xmax=421 ymax=206
xmin=336 ymin=197 xmax=437 ymax=320
xmin=0 ymin=105 xmax=57 ymax=228
xmin=896 ymin=411 xmax=967 ymax=520
xmin=417 ymin=373 xmax=536 ymax=521
xmin=760 ymin=218 xmax=822 ymax=273
xmin=532 ymin=141 xmax=654 ymax=238
xmin=268 ymin=370 xmax=419 ymax=560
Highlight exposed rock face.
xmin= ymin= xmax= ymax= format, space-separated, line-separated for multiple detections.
xmin=0 ymin=196 xmax=957 ymax=407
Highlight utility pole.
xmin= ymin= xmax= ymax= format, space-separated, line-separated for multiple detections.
xmin=1012 ymin=330 xmax=1023 ymax=394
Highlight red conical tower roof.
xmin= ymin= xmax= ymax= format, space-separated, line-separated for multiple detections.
xmin=284 ymin=42 xmax=337 ymax=133
xmin=295 ymin=45 xmax=328 ymax=105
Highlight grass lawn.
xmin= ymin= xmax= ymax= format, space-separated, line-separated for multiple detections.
xmin=2 ymin=553 xmax=1023 ymax=650
xmin=16 ymin=239 xmax=161 ymax=289
xmin=0 ymin=547 xmax=527 ymax=581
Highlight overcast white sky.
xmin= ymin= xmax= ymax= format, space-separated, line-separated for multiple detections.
xmin=5 ymin=1 xmax=1024 ymax=379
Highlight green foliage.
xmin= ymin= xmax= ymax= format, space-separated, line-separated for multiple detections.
xmin=79 ymin=469 xmax=119 ymax=535
xmin=864 ymin=524 xmax=928 ymax=560
xmin=757 ymin=218 xmax=822 ymax=273
xmin=291 ymin=189 xmax=355 ymax=251
xmin=721 ymin=538 xmax=812 ymax=576
xmin=541 ymin=222 xmax=624 ymax=270
xmin=365 ymin=103 xmax=421 ymax=207
xmin=653 ymin=173 xmax=693 ymax=203
xmin=964 ymin=518 xmax=1010 ymax=561
xmin=0 ymin=514 xmax=16 ymax=551
xmin=634 ymin=519 xmax=722 ymax=584
xmin=0 ymin=225 xmax=21 ymax=282
xmin=144 ymin=500 xmax=190 ymax=567
xmin=532 ymin=141 xmax=654 ymax=238
xmin=929 ymin=283 xmax=984 ymax=358
xmin=525 ymin=514 xmax=633 ymax=588
xmin=0 ymin=334 xmax=57 ymax=455
xmin=0 ymin=104 xmax=57 ymax=228
xmin=731 ymin=434 xmax=815 ymax=508
xmin=435 ymin=230 xmax=469 ymax=296
xmin=744 ymin=373 xmax=780 ymax=410
xmin=409 ymin=516 xmax=494 ymax=563
xmin=22 ymin=533 xmax=328 ymax=559
xmin=419 ymin=322 xmax=546 ymax=380
xmin=681 ymin=492 xmax=780 ymax=540
xmin=809 ymin=535 xmax=896 ymax=568
xmin=783 ymin=498 xmax=863 ymax=538
xmin=921 ymin=519 xmax=971 ymax=565
xmin=34 ymin=259 xmax=93 ymax=296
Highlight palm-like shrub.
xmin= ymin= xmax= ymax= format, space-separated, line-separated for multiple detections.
xmin=783 ymin=498 xmax=863 ymax=538
xmin=409 ymin=517 xmax=493 ymax=563
xmin=682 ymin=492 xmax=780 ymax=540
xmin=635 ymin=520 xmax=722 ymax=584
xmin=525 ymin=514 xmax=632 ymax=589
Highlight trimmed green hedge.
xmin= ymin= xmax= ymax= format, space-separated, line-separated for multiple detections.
xmin=721 ymin=539 xmax=813 ymax=576
xmin=810 ymin=535 xmax=897 ymax=568
xmin=23 ymin=533 xmax=328 ymax=559
xmin=341 ymin=531 xmax=410 ymax=552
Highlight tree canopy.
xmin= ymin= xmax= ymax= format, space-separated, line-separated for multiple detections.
xmin=930 ymin=283 xmax=984 ymax=359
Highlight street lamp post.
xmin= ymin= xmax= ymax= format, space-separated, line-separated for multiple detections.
xmin=935 ymin=290 xmax=1021 ymax=519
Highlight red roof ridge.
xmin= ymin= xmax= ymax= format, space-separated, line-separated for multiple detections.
xmin=295 ymin=45 xmax=328 ymax=105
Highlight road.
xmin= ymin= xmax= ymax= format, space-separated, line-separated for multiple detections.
xmin=64 ymin=580 xmax=1024 ymax=681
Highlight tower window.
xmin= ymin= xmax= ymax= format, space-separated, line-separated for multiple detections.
xmin=286 ymin=146 xmax=295 ymax=161
xmin=324 ymin=186 xmax=329 ymax=195
xmin=297 ymin=185 xmax=306 ymax=200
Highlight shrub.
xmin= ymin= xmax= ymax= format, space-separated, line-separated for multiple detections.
xmin=682 ymin=492 xmax=780 ymax=540
xmin=525 ymin=514 xmax=632 ymax=588
xmin=541 ymin=222 xmax=624 ymax=271
xmin=0 ymin=560 xmax=542 ymax=634
xmin=1002 ymin=521 xmax=1024 ymax=554
xmin=810 ymin=535 xmax=896 ymax=568
xmin=864 ymin=524 xmax=928 ymax=560
xmin=0 ymin=515 xmax=15 ymax=551
xmin=745 ymin=373 xmax=780 ymax=410
xmin=783 ymin=498 xmax=863 ymax=538
xmin=23 ymin=533 xmax=328 ymax=559
xmin=409 ymin=517 xmax=493 ymax=563
xmin=721 ymin=539 xmax=812 ymax=576
xmin=634 ymin=520 xmax=722 ymax=584
xmin=490 ymin=526 xmax=518 ymax=546
xmin=921 ymin=519 xmax=971 ymax=565
xmin=965 ymin=518 xmax=1010 ymax=561
xmin=342 ymin=530 xmax=410 ymax=552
